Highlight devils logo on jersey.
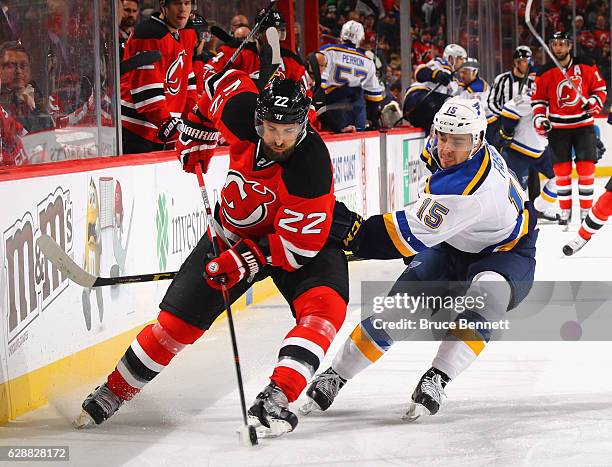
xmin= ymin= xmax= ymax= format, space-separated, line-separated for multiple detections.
xmin=166 ymin=50 xmax=186 ymax=95
xmin=557 ymin=75 xmax=583 ymax=108
xmin=222 ymin=170 xmax=277 ymax=228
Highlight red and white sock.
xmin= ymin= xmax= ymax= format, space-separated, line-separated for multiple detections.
xmin=579 ymin=189 xmax=612 ymax=241
xmin=107 ymin=310 xmax=204 ymax=400
xmin=576 ymin=160 xmax=595 ymax=210
xmin=271 ymin=287 xmax=346 ymax=402
xmin=553 ymin=161 xmax=572 ymax=211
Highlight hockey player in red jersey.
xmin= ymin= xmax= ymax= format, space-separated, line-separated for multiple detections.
xmin=203 ymin=10 xmax=309 ymax=91
xmin=563 ymin=176 xmax=612 ymax=255
xmin=74 ymin=71 xmax=348 ymax=438
xmin=121 ymin=0 xmax=197 ymax=154
xmin=531 ymin=31 xmax=607 ymax=225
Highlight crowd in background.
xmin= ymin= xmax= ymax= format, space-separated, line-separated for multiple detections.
xmin=1 ymin=0 xmax=611 ymax=166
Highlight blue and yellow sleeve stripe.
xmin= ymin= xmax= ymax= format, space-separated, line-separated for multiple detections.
xmin=382 ymin=210 xmax=427 ymax=257
xmin=364 ymin=89 xmax=384 ymax=102
xmin=349 ymin=318 xmax=391 ymax=363
xmin=482 ymin=207 xmax=530 ymax=253
xmin=500 ymin=107 xmax=521 ymax=120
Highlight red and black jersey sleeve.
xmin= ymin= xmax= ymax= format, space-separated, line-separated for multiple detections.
xmin=263 ymin=132 xmax=335 ymax=271
xmin=191 ymin=69 xmax=259 ymax=145
xmin=203 ymin=43 xmax=261 ymax=81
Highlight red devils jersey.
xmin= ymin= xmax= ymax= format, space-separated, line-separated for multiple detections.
xmin=532 ymin=57 xmax=607 ymax=129
xmin=1 ymin=105 xmax=27 ymax=166
xmin=192 ymin=70 xmax=334 ymax=272
xmin=203 ymin=42 xmax=309 ymax=90
xmin=121 ymin=15 xmax=198 ymax=144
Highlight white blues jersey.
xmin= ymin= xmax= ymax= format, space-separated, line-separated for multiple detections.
xmin=500 ymin=90 xmax=547 ymax=158
xmin=383 ymin=141 xmax=530 ymax=255
xmin=409 ymin=57 xmax=459 ymax=96
xmin=320 ymin=43 xmax=384 ymax=102
xmin=455 ymin=77 xmax=496 ymax=123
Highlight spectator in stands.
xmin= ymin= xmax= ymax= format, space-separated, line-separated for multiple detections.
xmin=233 ymin=26 xmax=250 ymax=40
xmin=320 ymin=4 xmax=341 ymax=38
xmin=120 ymin=0 xmax=140 ymax=46
xmin=0 ymin=0 xmax=20 ymax=43
xmin=0 ymin=75 xmax=27 ymax=166
xmin=229 ymin=14 xmax=248 ymax=36
xmin=120 ymin=0 xmax=197 ymax=154
xmin=0 ymin=42 xmax=54 ymax=133
xmin=190 ymin=13 xmax=213 ymax=98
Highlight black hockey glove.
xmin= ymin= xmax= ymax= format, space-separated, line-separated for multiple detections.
xmin=495 ymin=127 xmax=514 ymax=153
xmin=329 ymin=201 xmax=364 ymax=251
xmin=434 ymin=70 xmax=452 ymax=86
xmin=157 ymin=116 xmax=182 ymax=142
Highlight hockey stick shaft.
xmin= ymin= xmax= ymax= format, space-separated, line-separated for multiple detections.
xmin=120 ymin=50 xmax=162 ymax=75
xmin=194 ymin=164 xmax=255 ymax=444
xmin=36 ymin=233 xmax=367 ymax=288
xmin=222 ymin=0 xmax=278 ymax=74
xmin=524 ymin=0 xmax=587 ymax=105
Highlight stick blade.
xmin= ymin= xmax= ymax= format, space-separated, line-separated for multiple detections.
xmin=37 ymin=234 xmax=97 ymax=288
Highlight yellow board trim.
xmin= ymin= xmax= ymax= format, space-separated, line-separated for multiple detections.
xmin=462 ymin=148 xmax=491 ymax=195
xmin=0 ymin=278 xmax=278 ymax=424
xmin=350 ymin=324 xmax=384 ymax=363
xmin=449 ymin=328 xmax=486 ymax=355
xmin=383 ymin=213 xmax=416 ymax=257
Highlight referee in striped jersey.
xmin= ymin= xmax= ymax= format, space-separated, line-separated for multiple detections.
xmin=487 ymin=46 xmax=534 ymax=141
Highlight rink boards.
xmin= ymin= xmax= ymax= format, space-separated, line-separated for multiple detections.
xmin=0 ymin=128 xmax=425 ymax=423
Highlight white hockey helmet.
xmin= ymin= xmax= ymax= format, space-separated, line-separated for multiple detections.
xmin=443 ymin=43 xmax=467 ymax=70
xmin=432 ymin=96 xmax=487 ymax=163
xmin=340 ymin=20 xmax=365 ymax=47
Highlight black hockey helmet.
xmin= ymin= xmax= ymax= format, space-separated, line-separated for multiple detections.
xmin=255 ymin=78 xmax=311 ymax=136
xmin=550 ymin=31 xmax=571 ymax=44
xmin=513 ymin=45 xmax=532 ymax=60
xmin=255 ymin=9 xmax=286 ymax=40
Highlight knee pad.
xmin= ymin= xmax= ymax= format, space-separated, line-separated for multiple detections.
xmin=293 ymin=286 xmax=347 ymax=342
xmin=465 ymin=271 xmax=511 ymax=323
xmin=155 ymin=310 xmax=205 ymax=353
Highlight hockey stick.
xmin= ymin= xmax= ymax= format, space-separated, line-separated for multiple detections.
xmin=120 ymin=50 xmax=162 ymax=75
xmin=316 ymin=103 xmax=354 ymax=117
xmin=210 ymin=25 xmax=239 ymax=46
xmin=524 ymin=0 xmax=587 ymax=105
xmin=256 ymin=27 xmax=282 ymax=91
xmin=36 ymin=233 xmax=369 ymax=289
xmin=36 ymin=234 xmax=177 ymax=287
xmin=222 ymin=0 xmax=278 ymax=74
xmin=193 ymin=164 xmax=258 ymax=447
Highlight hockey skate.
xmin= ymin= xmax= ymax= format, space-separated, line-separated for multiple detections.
xmin=558 ymin=209 xmax=571 ymax=226
xmin=403 ymin=368 xmax=449 ymax=422
xmin=580 ymin=208 xmax=590 ymax=222
xmin=535 ymin=207 xmax=560 ymax=223
xmin=300 ymin=367 xmax=347 ymax=415
xmin=563 ymin=235 xmax=589 ymax=256
xmin=247 ymin=382 xmax=298 ymax=438
xmin=73 ymin=383 xmax=124 ymax=428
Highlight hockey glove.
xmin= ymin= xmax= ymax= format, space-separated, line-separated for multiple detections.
xmin=176 ymin=119 xmax=221 ymax=174
xmin=204 ymin=239 xmax=266 ymax=290
xmin=434 ymin=70 xmax=452 ymax=86
xmin=496 ymin=127 xmax=514 ymax=153
xmin=584 ymin=96 xmax=602 ymax=116
xmin=157 ymin=116 xmax=182 ymax=142
xmin=533 ymin=115 xmax=551 ymax=136
xmin=329 ymin=201 xmax=364 ymax=251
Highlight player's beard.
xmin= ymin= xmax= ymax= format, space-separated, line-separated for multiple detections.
xmin=554 ymin=50 xmax=570 ymax=62
xmin=261 ymin=141 xmax=297 ymax=162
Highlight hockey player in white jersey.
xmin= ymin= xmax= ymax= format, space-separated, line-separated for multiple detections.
xmin=454 ymin=58 xmax=494 ymax=121
xmin=303 ymin=97 xmax=538 ymax=420
xmin=319 ymin=20 xmax=384 ymax=132
xmin=403 ymin=43 xmax=466 ymax=132
xmin=497 ymin=85 xmax=559 ymax=221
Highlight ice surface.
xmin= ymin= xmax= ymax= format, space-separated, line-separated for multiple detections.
xmin=2 ymin=180 xmax=611 ymax=466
